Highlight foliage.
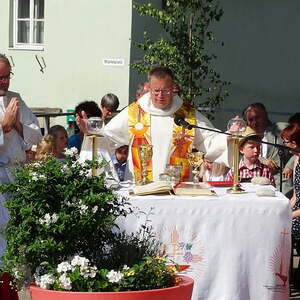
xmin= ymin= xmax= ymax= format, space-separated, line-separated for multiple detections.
xmin=132 ymin=0 xmax=230 ymax=117
xmin=0 ymin=148 xmax=178 ymax=291
xmin=35 ymin=255 xmax=177 ymax=292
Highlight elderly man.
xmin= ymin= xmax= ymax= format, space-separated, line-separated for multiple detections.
xmin=242 ymin=102 xmax=292 ymax=196
xmin=0 ymin=54 xmax=42 ymax=256
xmin=104 ymin=66 xmax=229 ymax=183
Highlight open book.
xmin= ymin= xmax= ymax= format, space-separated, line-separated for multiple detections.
xmin=173 ymin=182 xmax=216 ymax=196
xmin=131 ymin=181 xmax=172 ymax=196
xmin=131 ymin=181 xmax=215 ymax=196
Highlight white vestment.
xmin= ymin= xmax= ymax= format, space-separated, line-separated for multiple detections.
xmin=104 ymin=93 xmax=229 ymax=182
xmin=0 ymin=91 xmax=42 ymax=257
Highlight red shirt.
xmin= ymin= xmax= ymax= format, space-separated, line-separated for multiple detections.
xmin=226 ymin=159 xmax=276 ymax=186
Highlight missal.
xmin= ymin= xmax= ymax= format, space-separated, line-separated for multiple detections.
xmin=173 ymin=182 xmax=216 ymax=196
xmin=131 ymin=181 xmax=172 ymax=196
xmin=130 ymin=182 xmax=216 ymax=196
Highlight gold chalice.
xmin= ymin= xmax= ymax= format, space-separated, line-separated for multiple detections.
xmin=138 ymin=144 xmax=153 ymax=185
xmin=188 ymin=151 xmax=204 ymax=183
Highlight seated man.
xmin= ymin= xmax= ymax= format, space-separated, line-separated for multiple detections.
xmin=104 ymin=66 xmax=231 ymax=183
xmin=69 ymin=101 xmax=102 ymax=152
xmin=100 ymin=93 xmax=119 ymax=123
xmin=226 ymin=128 xmax=275 ymax=186
xmin=242 ymin=102 xmax=291 ymax=195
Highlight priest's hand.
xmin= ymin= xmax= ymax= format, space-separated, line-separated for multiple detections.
xmin=1 ymin=97 xmax=19 ymax=133
xmin=75 ymin=110 xmax=89 ymax=134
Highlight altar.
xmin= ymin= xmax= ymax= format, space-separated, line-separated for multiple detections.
xmin=118 ymin=183 xmax=292 ymax=300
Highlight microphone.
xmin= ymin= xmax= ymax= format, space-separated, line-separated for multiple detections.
xmin=174 ymin=115 xmax=300 ymax=154
xmin=174 ymin=115 xmax=194 ymax=130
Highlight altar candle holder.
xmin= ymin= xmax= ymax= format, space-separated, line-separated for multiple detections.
xmin=226 ymin=117 xmax=246 ymax=194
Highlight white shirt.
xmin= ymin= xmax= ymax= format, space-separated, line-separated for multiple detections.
xmin=104 ymin=93 xmax=229 ymax=182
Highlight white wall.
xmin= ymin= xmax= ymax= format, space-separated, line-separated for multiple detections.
xmin=0 ymin=0 xmax=132 ymax=126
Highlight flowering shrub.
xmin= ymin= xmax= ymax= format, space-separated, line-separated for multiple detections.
xmin=0 ymin=148 xmax=178 ymax=292
xmin=35 ymin=255 xmax=177 ymax=292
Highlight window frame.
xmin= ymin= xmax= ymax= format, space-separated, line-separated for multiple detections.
xmin=12 ymin=0 xmax=45 ymax=50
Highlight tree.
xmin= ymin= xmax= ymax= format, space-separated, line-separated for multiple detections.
xmin=132 ymin=0 xmax=230 ymax=118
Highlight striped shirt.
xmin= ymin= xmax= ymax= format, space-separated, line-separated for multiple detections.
xmin=226 ymin=159 xmax=275 ymax=186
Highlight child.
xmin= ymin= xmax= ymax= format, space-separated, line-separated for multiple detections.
xmin=226 ymin=128 xmax=275 ymax=186
xmin=112 ymin=145 xmax=129 ymax=181
xmin=35 ymin=135 xmax=55 ymax=160
xmin=49 ymin=125 xmax=68 ymax=161
xmin=200 ymin=161 xmax=230 ymax=182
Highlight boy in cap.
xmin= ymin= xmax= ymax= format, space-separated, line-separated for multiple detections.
xmin=226 ymin=127 xmax=275 ymax=186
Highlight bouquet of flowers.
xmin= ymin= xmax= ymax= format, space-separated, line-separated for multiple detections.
xmin=0 ymin=148 xmax=178 ymax=292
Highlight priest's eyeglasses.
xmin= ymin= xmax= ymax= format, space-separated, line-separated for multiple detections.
xmin=151 ymin=88 xmax=171 ymax=95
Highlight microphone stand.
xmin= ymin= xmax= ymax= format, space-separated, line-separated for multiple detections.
xmin=179 ymin=121 xmax=299 ymax=192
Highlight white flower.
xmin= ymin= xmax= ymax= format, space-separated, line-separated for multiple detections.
xmin=57 ymin=261 xmax=73 ymax=273
xmin=51 ymin=213 xmax=59 ymax=223
xmin=61 ymin=164 xmax=72 ymax=175
xmin=31 ymin=172 xmax=39 ymax=181
xmin=39 ymin=213 xmax=51 ymax=225
xmin=39 ymin=274 xmax=55 ymax=289
xmin=79 ymin=204 xmax=88 ymax=215
xmin=64 ymin=147 xmax=78 ymax=157
xmin=123 ymin=265 xmax=130 ymax=270
xmin=80 ymin=266 xmax=97 ymax=278
xmin=58 ymin=273 xmax=72 ymax=290
xmin=39 ymin=213 xmax=59 ymax=225
xmin=92 ymin=206 xmax=98 ymax=213
xmin=71 ymin=255 xmax=90 ymax=270
xmin=89 ymin=266 xmax=97 ymax=278
xmin=106 ymin=270 xmax=124 ymax=283
xmin=30 ymin=171 xmax=46 ymax=181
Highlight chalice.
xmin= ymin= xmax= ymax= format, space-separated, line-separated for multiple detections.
xmin=165 ymin=164 xmax=182 ymax=182
xmin=138 ymin=144 xmax=153 ymax=185
xmin=226 ymin=117 xmax=246 ymax=194
xmin=188 ymin=151 xmax=204 ymax=183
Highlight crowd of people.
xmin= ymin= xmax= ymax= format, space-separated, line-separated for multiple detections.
xmin=1 ymin=53 xmax=300 ymax=277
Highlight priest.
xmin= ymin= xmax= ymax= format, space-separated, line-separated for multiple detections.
xmin=0 ymin=54 xmax=42 ymax=257
xmin=104 ymin=66 xmax=230 ymax=183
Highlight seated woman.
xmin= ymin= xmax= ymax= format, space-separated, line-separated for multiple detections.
xmin=281 ymin=124 xmax=300 ymax=237
xmin=49 ymin=125 xmax=68 ymax=161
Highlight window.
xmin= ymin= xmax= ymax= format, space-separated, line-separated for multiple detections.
xmin=13 ymin=0 xmax=44 ymax=49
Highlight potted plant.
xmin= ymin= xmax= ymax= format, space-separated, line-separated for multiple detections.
xmin=0 ymin=148 xmax=193 ymax=300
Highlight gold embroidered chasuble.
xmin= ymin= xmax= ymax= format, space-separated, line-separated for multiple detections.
xmin=128 ymin=101 xmax=196 ymax=182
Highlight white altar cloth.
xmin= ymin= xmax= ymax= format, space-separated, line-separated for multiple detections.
xmin=118 ymin=183 xmax=292 ymax=300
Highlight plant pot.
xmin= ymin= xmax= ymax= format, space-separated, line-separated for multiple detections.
xmin=30 ymin=275 xmax=193 ymax=300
